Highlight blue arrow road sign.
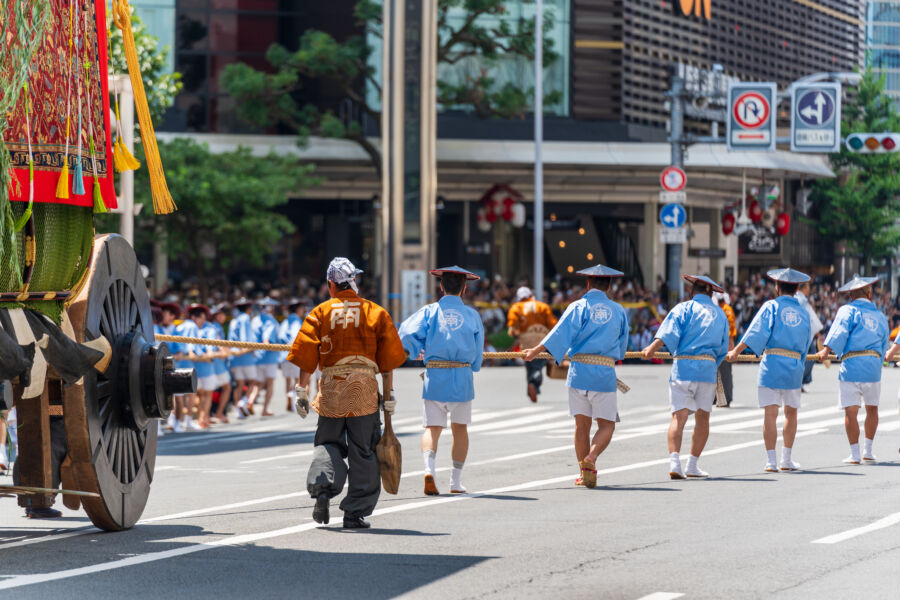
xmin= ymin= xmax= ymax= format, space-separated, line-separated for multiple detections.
xmin=797 ymin=90 xmax=835 ymax=126
xmin=660 ymin=203 xmax=686 ymax=228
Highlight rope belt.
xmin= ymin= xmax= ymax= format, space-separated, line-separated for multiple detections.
xmin=764 ymin=348 xmax=802 ymax=360
xmin=570 ymin=354 xmax=630 ymax=393
xmin=571 ymin=354 xmax=616 ymax=367
xmin=320 ymin=364 xmax=378 ymax=377
xmin=425 ymin=361 xmax=471 ymax=369
xmin=675 ymin=354 xmax=715 ymax=362
xmin=842 ymin=350 xmax=883 ymax=360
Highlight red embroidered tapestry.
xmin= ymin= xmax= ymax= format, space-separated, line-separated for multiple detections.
xmin=5 ymin=0 xmax=117 ymax=210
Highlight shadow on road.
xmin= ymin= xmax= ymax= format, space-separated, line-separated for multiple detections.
xmin=322 ymin=527 xmax=450 ymax=537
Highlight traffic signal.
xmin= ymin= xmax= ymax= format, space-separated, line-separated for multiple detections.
xmin=845 ymin=133 xmax=899 ymax=153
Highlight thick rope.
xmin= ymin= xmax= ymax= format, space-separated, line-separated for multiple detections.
xmin=153 ymin=335 xmax=848 ymax=363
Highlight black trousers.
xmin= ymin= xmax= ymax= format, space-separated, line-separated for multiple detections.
xmin=307 ymin=411 xmax=381 ymax=518
xmin=803 ymin=339 xmax=817 ymax=385
xmin=718 ymin=361 xmax=733 ymax=406
xmin=525 ymin=359 xmax=546 ymax=393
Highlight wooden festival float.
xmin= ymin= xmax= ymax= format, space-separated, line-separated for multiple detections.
xmin=1 ymin=0 xmax=194 ymax=530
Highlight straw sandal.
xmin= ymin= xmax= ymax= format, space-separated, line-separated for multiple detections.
xmin=579 ymin=460 xmax=597 ymax=488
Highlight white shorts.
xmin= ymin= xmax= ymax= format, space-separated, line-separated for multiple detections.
xmin=280 ymin=361 xmax=301 ymax=378
xmin=758 ymin=386 xmax=802 ymax=409
xmin=423 ymin=400 xmax=472 ymax=428
xmin=197 ymin=374 xmax=219 ymax=392
xmin=839 ymin=381 xmax=880 ymax=408
xmin=216 ymin=372 xmax=231 ymax=388
xmin=256 ymin=363 xmax=279 ymax=381
xmin=568 ymin=387 xmax=619 ymax=422
xmin=669 ymin=380 xmax=716 ymax=414
xmin=231 ymin=365 xmax=258 ymax=381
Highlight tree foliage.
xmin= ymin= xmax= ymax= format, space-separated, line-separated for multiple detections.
xmin=811 ymin=68 xmax=900 ymax=274
xmin=107 ymin=11 xmax=182 ymax=123
xmin=221 ymin=0 xmax=561 ymax=174
xmin=96 ymin=139 xmax=318 ymax=300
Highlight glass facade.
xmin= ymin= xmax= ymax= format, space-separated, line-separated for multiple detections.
xmin=367 ymin=0 xmax=571 ymax=117
xmin=868 ymin=1 xmax=900 ymax=106
xmin=131 ymin=0 xmax=177 ymax=73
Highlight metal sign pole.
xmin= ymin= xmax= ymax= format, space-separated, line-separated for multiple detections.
xmin=667 ymin=73 xmax=685 ymax=304
xmin=533 ymin=0 xmax=544 ymax=299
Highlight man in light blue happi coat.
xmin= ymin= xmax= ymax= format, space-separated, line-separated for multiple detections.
xmin=523 ymin=264 xmax=628 ymax=489
xmin=228 ymin=298 xmax=260 ymax=417
xmin=279 ymin=298 xmax=307 ymax=413
xmin=208 ymin=303 xmax=232 ymax=423
xmin=728 ymin=268 xmax=812 ymax=473
xmin=642 ymin=275 xmax=729 ymax=480
xmin=819 ymin=277 xmax=889 ymax=464
xmin=253 ymin=297 xmax=283 ymax=416
xmin=398 ymin=266 xmax=484 ymax=496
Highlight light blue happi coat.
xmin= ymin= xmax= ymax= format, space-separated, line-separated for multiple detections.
xmin=540 ymin=289 xmax=628 ymax=393
xmin=228 ymin=312 xmax=258 ymax=367
xmin=207 ymin=321 xmax=228 ymax=376
xmin=279 ymin=314 xmax=302 ymax=363
xmin=655 ymin=294 xmax=729 ymax=383
xmin=253 ymin=313 xmax=282 ymax=366
xmin=740 ymin=296 xmax=812 ymax=390
xmin=824 ymin=298 xmax=889 ymax=382
xmin=398 ymin=295 xmax=484 ymax=403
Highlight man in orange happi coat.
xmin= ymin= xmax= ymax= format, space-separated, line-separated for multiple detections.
xmin=287 ymin=258 xmax=406 ymax=529
xmin=507 ymin=286 xmax=557 ymax=402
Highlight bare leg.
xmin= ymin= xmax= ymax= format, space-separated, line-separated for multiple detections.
xmin=285 ymin=377 xmax=295 ymax=411
xmin=246 ymin=381 xmax=260 ymax=413
xmin=231 ymin=379 xmax=245 ymax=406
xmin=667 ymin=409 xmax=690 ymax=453
xmin=215 ymin=383 xmax=231 ymax=421
xmin=690 ymin=409 xmax=710 ymax=457
xmin=450 ymin=423 xmax=469 ymax=463
xmin=574 ymin=415 xmax=592 ymax=462
xmin=783 ymin=405 xmax=798 ymax=449
xmin=763 ymin=405 xmax=779 ymax=451
xmin=864 ymin=405 xmax=879 ymax=440
xmin=585 ymin=418 xmax=615 ymax=463
xmin=844 ymin=405 xmax=860 ymax=445
xmin=422 ymin=426 xmax=443 ymax=454
xmin=262 ymin=378 xmax=275 ymax=415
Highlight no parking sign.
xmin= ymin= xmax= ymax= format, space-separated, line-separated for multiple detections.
xmin=727 ymin=82 xmax=777 ymax=152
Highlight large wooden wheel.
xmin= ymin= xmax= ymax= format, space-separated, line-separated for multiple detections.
xmin=63 ymin=234 xmax=193 ymax=530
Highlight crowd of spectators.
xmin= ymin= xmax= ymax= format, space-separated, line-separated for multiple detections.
xmin=154 ymin=271 xmax=900 ymax=355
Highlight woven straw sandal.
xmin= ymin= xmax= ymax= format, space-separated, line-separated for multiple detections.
xmin=579 ymin=460 xmax=597 ymax=488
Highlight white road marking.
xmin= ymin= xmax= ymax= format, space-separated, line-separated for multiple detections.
xmin=637 ymin=593 xmax=685 ymax=600
xmin=811 ymin=510 xmax=900 ymax=544
xmin=0 ymin=430 xmax=829 ymax=589
xmin=240 ymin=449 xmax=315 ymax=465
xmin=0 ymin=530 xmax=96 ymax=551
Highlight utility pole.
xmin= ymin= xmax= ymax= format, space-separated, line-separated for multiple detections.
xmin=667 ymin=71 xmax=685 ymax=304
xmin=533 ymin=0 xmax=544 ymax=299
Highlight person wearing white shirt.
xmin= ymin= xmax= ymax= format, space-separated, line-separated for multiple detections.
xmin=796 ymin=282 xmax=824 ymax=393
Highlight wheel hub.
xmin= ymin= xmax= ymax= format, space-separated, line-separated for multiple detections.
xmin=115 ymin=332 xmax=196 ymax=429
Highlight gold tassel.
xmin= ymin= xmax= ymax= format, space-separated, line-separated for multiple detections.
xmin=113 ymin=139 xmax=125 ymax=173
xmin=56 ymin=160 xmax=70 ymax=199
xmin=121 ymin=141 xmax=141 ymax=170
xmin=112 ymin=0 xmax=176 ymax=214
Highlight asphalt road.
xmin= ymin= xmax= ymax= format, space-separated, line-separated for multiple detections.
xmin=2 ymin=363 xmax=900 ymax=599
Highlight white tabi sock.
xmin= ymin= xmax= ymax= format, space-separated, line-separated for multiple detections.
xmin=450 ymin=460 xmax=464 ymax=489
xmin=423 ymin=450 xmax=436 ymax=476
xmin=669 ymin=452 xmax=680 ymax=469
xmin=849 ymin=443 xmax=861 ymax=460
xmin=863 ymin=438 xmax=874 ymax=456
xmin=766 ymin=449 xmax=777 ymax=465
xmin=686 ymin=455 xmax=699 ymax=469
xmin=781 ymin=447 xmax=792 ymax=463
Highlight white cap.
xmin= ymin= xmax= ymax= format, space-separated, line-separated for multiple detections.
xmin=516 ymin=286 xmax=533 ymax=301
xmin=327 ymin=257 xmax=363 ymax=293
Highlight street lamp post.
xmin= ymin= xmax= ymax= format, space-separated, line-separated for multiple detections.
xmin=533 ymin=0 xmax=544 ymax=299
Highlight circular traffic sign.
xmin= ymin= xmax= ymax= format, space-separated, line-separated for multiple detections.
xmin=660 ymin=203 xmax=686 ymax=228
xmin=796 ymin=90 xmax=835 ymax=126
xmin=733 ymin=92 xmax=770 ymax=129
xmin=660 ymin=166 xmax=687 ymax=192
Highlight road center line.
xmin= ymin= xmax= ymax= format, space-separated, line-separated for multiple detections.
xmin=811 ymin=511 xmax=900 ymax=544
xmin=637 ymin=593 xmax=685 ymax=600
xmin=0 ymin=430 xmax=827 ymax=590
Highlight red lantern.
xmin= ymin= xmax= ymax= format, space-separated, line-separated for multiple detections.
xmin=748 ymin=200 xmax=762 ymax=223
xmin=775 ymin=212 xmax=790 ymax=236
xmin=501 ymin=196 xmax=516 ymax=221
xmin=722 ymin=212 xmax=735 ymax=235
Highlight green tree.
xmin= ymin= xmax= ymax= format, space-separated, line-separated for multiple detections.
xmin=107 ymin=11 xmax=182 ymax=123
xmin=812 ymin=68 xmax=900 ymax=275
xmin=220 ymin=0 xmax=561 ymax=176
xmin=98 ymin=139 xmax=318 ymax=300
